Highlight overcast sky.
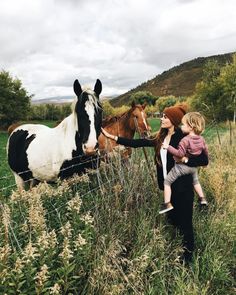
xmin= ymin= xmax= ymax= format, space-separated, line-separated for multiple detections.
xmin=1 ymin=0 xmax=236 ymax=100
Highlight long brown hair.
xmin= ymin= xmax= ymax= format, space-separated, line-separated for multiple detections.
xmin=152 ymin=128 xmax=168 ymax=165
xmin=152 ymin=126 xmax=181 ymax=165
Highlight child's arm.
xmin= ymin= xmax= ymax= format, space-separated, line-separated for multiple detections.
xmin=165 ymin=137 xmax=188 ymax=158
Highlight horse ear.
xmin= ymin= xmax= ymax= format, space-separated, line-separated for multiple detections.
xmin=142 ymin=103 xmax=147 ymax=110
xmin=131 ymin=101 xmax=136 ymax=108
xmin=94 ymin=79 xmax=102 ymax=97
xmin=73 ymin=79 xmax=82 ymax=98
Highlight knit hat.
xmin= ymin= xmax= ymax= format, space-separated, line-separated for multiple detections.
xmin=163 ymin=105 xmax=187 ymax=127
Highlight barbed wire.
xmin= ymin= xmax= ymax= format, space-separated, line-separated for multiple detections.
xmin=0 ymin=118 xmax=222 ymax=184
xmin=0 ymin=118 xmax=230 ymax=192
xmin=0 ymin=144 xmax=133 ymax=183
xmin=0 ymin=152 xmax=109 ymax=189
xmin=0 ymin=148 xmax=140 ymax=192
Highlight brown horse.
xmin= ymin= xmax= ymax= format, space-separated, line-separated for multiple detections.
xmin=98 ymin=102 xmax=151 ymax=157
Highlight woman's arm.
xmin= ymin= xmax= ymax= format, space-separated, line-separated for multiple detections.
xmin=117 ymin=136 xmax=155 ymax=148
xmin=101 ymin=128 xmax=155 ymax=148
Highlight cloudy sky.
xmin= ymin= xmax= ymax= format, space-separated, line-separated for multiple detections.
xmin=1 ymin=0 xmax=236 ymax=100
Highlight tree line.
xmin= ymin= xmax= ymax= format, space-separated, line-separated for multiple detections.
xmin=0 ymin=53 xmax=235 ymax=129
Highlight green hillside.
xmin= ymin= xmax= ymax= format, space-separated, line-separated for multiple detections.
xmin=110 ymin=52 xmax=235 ymax=107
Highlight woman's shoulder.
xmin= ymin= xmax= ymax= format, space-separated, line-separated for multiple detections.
xmin=173 ymin=128 xmax=185 ymax=141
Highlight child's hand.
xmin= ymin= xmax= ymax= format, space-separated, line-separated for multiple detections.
xmin=162 ymin=142 xmax=169 ymax=149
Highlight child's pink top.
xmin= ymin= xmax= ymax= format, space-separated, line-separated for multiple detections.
xmin=167 ymin=134 xmax=209 ymax=158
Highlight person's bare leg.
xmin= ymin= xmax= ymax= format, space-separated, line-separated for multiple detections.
xmin=164 ymin=184 xmax=172 ymax=204
xmin=194 ymin=183 xmax=208 ymax=205
xmin=159 ymin=184 xmax=174 ymax=214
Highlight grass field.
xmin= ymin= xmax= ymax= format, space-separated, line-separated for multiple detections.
xmin=0 ymin=119 xmax=235 ymax=294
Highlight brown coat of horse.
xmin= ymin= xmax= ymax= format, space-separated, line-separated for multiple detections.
xmin=98 ymin=102 xmax=151 ymax=157
xmin=7 ymin=123 xmax=22 ymax=135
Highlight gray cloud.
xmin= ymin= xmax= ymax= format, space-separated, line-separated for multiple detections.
xmin=0 ymin=0 xmax=236 ymax=99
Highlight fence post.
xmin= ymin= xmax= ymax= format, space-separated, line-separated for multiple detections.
xmin=229 ymin=121 xmax=232 ymax=145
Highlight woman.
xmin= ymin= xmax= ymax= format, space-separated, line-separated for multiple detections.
xmin=102 ymin=105 xmax=208 ymax=263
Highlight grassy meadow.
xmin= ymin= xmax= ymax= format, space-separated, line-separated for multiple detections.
xmin=0 ymin=118 xmax=235 ymax=294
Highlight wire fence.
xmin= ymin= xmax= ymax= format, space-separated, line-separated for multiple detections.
xmin=0 ymin=118 xmax=233 ymax=191
xmin=0 ymin=119 xmax=235 ymax=256
xmin=0 ymin=146 xmax=153 ymax=253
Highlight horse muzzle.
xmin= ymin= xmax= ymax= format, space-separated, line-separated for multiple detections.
xmin=82 ymin=144 xmax=99 ymax=155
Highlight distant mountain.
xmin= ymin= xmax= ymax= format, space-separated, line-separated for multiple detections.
xmin=110 ymin=52 xmax=235 ymax=107
xmin=32 ymin=95 xmax=118 ymax=105
xmin=32 ymin=96 xmax=74 ymax=105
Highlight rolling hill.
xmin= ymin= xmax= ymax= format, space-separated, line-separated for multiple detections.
xmin=110 ymin=52 xmax=235 ymax=107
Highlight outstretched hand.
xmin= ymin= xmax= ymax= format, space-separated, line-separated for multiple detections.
xmin=101 ymin=128 xmax=117 ymax=140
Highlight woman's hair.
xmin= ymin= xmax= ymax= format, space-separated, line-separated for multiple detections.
xmin=153 ymin=128 xmax=167 ymax=165
xmin=152 ymin=127 xmax=178 ymax=165
xmin=182 ymin=112 xmax=205 ymax=135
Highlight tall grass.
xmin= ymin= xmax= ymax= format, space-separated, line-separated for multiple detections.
xmin=0 ymin=122 xmax=235 ymax=294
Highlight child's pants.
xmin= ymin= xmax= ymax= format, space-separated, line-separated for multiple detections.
xmin=164 ymin=164 xmax=199 ymax=186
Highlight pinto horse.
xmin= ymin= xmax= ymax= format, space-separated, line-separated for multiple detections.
xmin=98 ymin=102 xmax=151 ymax=156
xmin=7 ymin=79 xmax=103 ymax=190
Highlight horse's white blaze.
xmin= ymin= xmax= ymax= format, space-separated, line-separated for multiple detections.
xmin=84 ymin=96 xmax=97 ymax=151
xmin=141 ymin=111 xmax=148 ymax=130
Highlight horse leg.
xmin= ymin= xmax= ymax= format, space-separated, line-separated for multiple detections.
xmin=13 ymin=173 xmax=25 ymax=192
xmin=30 ymin=179 xmax=39 ymax=189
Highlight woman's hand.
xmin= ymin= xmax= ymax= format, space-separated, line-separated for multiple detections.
xmin=101 ymin=128 xmax=118 ymax=141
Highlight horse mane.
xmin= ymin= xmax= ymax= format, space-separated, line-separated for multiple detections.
xmin=102 ymin=111 xmax=128 ymax=127
xmin=102 ymin=116 xmax=119 ymax=127
xmin=59 ymin=87 xmax=102 ymax=132
xmin=71 ymin=86 xmax=101 ymax=114
xmin=102 ymin=104 xmax=144 ymax=127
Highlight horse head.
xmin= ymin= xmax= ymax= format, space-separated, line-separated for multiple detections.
xmin=73 ymin=79 xmax=103 ymax=155
xmin=129 ymin=101 xmax=151 ymax=137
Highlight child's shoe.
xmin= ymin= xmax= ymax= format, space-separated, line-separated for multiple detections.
xmin=159 ymin=202 xmax=174 ymax=214
xmin=198 ymin=197 xmax=208 ymax=207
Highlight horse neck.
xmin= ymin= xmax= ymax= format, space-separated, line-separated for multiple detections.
xmin=55 ymin=114 xmax=78 ymax=137
xmin=116 ymin=112 xmax=135 ymax=138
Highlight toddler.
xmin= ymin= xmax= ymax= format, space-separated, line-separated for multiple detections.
xmin=159 ymin=112 xmax=209 ymax=214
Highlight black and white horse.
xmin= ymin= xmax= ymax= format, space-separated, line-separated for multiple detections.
xmin=7 ymin=79 xmax=103 ymax=190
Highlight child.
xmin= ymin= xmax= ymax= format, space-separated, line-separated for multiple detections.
xmin=159 ymin=112 xmax=209 ymax=214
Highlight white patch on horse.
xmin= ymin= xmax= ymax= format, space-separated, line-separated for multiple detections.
xmin=141 ymin=111 xmax=148 ymax=130
xmin=83 ymin=94 xmax=97 ymax=152
xmin=25 ymin=116 xmax=77 ymax=181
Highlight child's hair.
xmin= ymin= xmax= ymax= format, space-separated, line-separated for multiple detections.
xmin=182 ymin=112 xmax=205 ymax=135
